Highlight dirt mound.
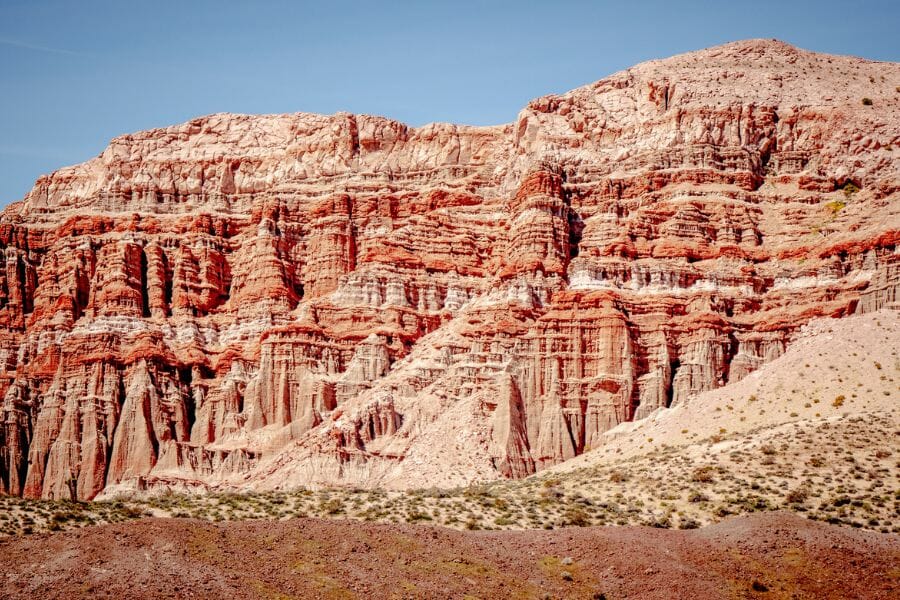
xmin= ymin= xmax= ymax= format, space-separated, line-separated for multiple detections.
xmin=1 ymin=512 xmax=896 ymax=599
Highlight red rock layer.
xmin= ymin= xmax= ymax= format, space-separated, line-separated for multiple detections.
xmin=0 ymin=40 xmax=898 ymax=497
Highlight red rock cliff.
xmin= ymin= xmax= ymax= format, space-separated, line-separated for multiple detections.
xmin=1 ymin=40 xmax=898 ymax=498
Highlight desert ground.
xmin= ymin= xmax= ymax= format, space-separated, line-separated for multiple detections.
xmin=1 ymin=512 xmax=897 ymax=600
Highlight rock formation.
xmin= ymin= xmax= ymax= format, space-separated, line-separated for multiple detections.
xmin=0 ymin=40 xmax=897 ymax=498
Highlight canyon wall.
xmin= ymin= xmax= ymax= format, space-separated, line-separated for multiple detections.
xmin=1 ymin=40 xmax=898 ymax=498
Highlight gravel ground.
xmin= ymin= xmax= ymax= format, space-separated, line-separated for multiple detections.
xmin=1 ymin=511 xmax=896 ymax=599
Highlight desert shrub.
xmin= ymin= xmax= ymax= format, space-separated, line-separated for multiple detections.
xmin=861 ymin=97 xmax=873 ymax=106
xmin=540 ymin=487 xmax=563 ymax=502
xmin=608 ymin=470 xmax=628 ymax=483
xmin=648 ymin=515 xmax=672 ymax=529
xmin=318 ymin=498 xmax=344 ymax=515
xmin=122 ymin=506 xmax=148 ymax=519
xmin=826 ymin=199 xmax=846 ymax=214
xmin=691 ymin=466 xmax=716 ymax=483
xmin=562 ymin=505 xmax=591 ymax=527
xmin=786 ymin=488 xmax=809 ymax=504
xmin=406 ymin=511 xmax=432 ymax=523
xmin=833 ymin=395 xmax=845 ymax=408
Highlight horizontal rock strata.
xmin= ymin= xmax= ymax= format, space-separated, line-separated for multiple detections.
xmin=0 ymin=39 xmax=898 ymax=498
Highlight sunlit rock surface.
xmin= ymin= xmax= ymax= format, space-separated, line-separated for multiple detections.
xmin=0 ymin=40 xmax=897 ymax=498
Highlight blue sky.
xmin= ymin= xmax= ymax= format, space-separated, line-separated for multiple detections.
xmin=1 ymin=0 xmax=898 ymax=206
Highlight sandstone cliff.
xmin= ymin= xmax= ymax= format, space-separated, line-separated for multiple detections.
xmin=1 ymin=40 xmax=898 ymax=498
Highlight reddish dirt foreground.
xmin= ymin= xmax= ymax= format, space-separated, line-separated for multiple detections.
xmin=0 ymin=512 xmax=896 ymax=599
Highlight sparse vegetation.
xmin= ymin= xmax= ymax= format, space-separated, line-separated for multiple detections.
xmin=0 ymin=411 xmax=895 ymax=538
xmin=826 ymin=199 xmax=846 ymax=214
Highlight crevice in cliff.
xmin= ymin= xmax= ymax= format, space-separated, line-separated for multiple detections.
xmin=16 ymin=255 xmax=33 ymax=316
xmin=568 ymin=210 xmax=584 ymax=259
xmin=726 ymin=334 xmax=740 ymax=384
xmin=666 ymin=358 xmax=680 ymax=408
xmin=74 ymin=265 xmax=90 ymax=321
xmin=178 ymin=366 xmax=197 ymax=432
xmin=564 ymin=410 xmax=581 ymax=456
xmin=139 ymin=248 xmax=151 ymax=318
xmin=162 ymin=253 xmax=173 ymax=315
xmin=100 ymin=368 xmax=127 ymax=491
xmin=347 ymin=194 xmax=358 ymax=272
xmin=348 ymin=114 xmax=360 ymax=158
xmin=754 ymin=109 xmax=779 ymax=187
xmin=220 ymin=256 xmax=232 ymax=304
xmin=146 ymin=388 xmax=160 ymax=462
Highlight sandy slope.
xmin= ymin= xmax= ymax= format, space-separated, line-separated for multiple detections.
xmin=551 ymin=309 xmax=899 ymax=471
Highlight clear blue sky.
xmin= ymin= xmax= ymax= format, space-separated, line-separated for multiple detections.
xmin=1 ymin=0 xmax=898 ymax=206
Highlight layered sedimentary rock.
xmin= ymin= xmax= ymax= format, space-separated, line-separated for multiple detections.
xmin=0 ymin=40 xmax=898 ymax=498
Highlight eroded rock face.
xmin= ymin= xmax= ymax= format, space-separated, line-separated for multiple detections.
xmin=1 ymin=40 xmax=898 ymax=498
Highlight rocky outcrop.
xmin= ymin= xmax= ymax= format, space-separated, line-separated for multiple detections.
xmin=855 ymin=253 xmax=900 ymax=313
xmin=0 ymin=40 xmax=898 ymax=498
